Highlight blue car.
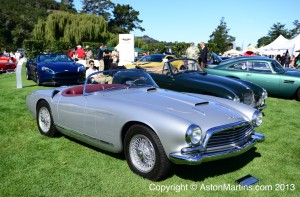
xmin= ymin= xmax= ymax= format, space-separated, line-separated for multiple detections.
xmin=26 ymin=54 xmax=86 ymax=86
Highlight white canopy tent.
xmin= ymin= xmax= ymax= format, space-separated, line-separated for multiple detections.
xmin=223 ymin=49 xmax=243 ymax=56
xmin=258 ymin=34 xmax=299 ymax=56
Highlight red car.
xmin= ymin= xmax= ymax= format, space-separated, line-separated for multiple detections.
xmin=0 ymin=61 xmax=16 ymax=73
xmin=0 ymin=54 xmax=17 ymax=73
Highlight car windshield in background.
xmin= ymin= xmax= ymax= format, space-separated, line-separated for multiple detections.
xmin=271 ymin=61 xmax=285 ymax=73
xmin=38 ymin=54 xmax=73 ymax=62
xmin=85 ymin=69 xmax=158 ymax=93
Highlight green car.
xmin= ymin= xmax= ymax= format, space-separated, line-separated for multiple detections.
xmin=205 ymin=56 xmax=300 ymax=100
xmin=143 ymin=58 xmax=267 ymax=110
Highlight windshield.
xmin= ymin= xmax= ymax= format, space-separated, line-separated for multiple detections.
xmin=38 ymin=54 xmax=74 ymax=62
xmin=271 ymin=60 xmax=285 ymax=73
xmin=84 ymin=69 xmax=158 ymax=94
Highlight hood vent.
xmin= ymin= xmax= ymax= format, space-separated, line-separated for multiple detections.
xmin=147 ymin=87 xmax=157 ymax=92
xmin=195 ymin=102 xmax=209 ymax=106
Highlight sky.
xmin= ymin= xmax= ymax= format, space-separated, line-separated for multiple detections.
xmin=70 ymin=0 xmax=299 ymax=49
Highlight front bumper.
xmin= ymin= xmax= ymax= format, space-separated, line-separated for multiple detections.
xmin=169 ymin=132 xmax=265 ymax=165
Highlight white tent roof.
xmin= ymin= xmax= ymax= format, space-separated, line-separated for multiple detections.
xmin=259 ymin=34 xmax=299 ymax=55
xmin=223 ymin=49 xmax=242 ymax=56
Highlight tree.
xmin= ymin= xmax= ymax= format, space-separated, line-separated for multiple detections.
xmin=0 ymin=0 xmax=78 ymax=50
xmin=290 ymin=20 xmax=300 ymax=38
xmin=108 ymin=4 xmax=145 ymax=34
xmin=81 ymin=0 xmax=114 ymax=21
xmin=257 ymin=22 xmax=293 ymax=47
xmin=33 ymin=11 xmax=109 ymax=44
xmin=207 ymin=17 xmax=235 ymax=54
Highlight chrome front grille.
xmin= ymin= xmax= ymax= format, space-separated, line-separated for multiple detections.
xmin=206 ymin=123 xmax=253 ymax=153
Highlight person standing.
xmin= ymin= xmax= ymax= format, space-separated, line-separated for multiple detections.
xmin=103 ymin=45 xmax=111 ymax=70
xmin=97 ymin=43 xmax=104 ymax=71
xmin=85 ymin=45 xmax=93 ymax=65
xmin=75 ymin=45 xmax=85 ymax=60
xmin=186 ymin=42 xmax=199 ymax=60
xmin=199 ymin=42 xmax=208 ymax=70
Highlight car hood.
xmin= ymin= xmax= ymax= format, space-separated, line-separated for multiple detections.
xmin=110 ymin=87 xmax=246 ymax=128
xmin=178 ymin=72 xmax=252 ymax=92
xmin=39 ymin=62 xmax=82 ymax=71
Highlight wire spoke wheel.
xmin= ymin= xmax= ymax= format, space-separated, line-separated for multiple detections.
xmin=129 ymin=134 xmax=156 ymax=173
xmin=38 ymin=107 xmax=51 ymax=133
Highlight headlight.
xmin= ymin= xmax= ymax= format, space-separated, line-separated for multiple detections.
xmin=233 ymin=96 xmax=240 ymax=103
xmin=262 ymin=89 xmax=268 ymax=99
xmin=78 ymin=65 xmax=85 ymax=72
xmin=186 ymin=124 xmax=202 ymax=145
xmin=252 ymin=110 xmax=263 ymax=127
xmin=41 ymin=66 xmax=54 ymax=73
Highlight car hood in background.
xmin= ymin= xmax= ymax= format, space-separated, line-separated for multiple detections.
xmin=38 ymin=62 xmax=82 ymax=72
xmin=177 ymin=72 xmax=252 ymax=92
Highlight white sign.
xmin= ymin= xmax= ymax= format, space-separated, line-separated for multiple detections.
xmin=16 ymin=58 xmax=27 ymax=89
xmin=117 ymin=34 xmax=134 ymax=66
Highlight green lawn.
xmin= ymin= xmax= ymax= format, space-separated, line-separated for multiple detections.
xmin=0 ymin=67 xmax=299 ymax=197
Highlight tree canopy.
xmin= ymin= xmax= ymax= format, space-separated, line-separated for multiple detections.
xmin=207 ymin=17 xmax=235 ymax=54
xmin=33 ymin=11 xmax=109 ymax=44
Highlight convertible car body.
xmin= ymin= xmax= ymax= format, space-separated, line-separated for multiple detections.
xmin=26 ymin=69 xmax=265 ymax=181
xmin=143 ymin=58 xmax=267 ymax=110
xmin=205 ymin=56 xmax=300 ymax=100
xmin=26 ymin=53 xmax=86 ymax=86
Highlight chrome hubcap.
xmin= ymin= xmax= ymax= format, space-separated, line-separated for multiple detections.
xmin=129 ymin=134 xmax=155 ymax=173
xmin=39 ymin=107 xmax=51 ymax=133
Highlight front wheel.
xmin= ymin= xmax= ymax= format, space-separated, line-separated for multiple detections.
xmin=124 ymin=125 xmax=172 ymax=181
xmin=36 ymin=100 xmax=59 ymax=137
xmin=26 ymin=67 xmax=31 ymax=80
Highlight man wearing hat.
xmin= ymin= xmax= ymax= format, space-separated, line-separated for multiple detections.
xmin=75 ymin=45 xmax=85 ymax=60
xmin=85 ymin=45 xmax=93 ymax=65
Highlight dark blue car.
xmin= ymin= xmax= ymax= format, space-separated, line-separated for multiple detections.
xmin=26 ymin=54 xmax=86 ymax=86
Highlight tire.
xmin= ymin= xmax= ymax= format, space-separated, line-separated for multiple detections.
xmin=36 ymin=72 xmax=41 ymax=86
xmin=26 ymin=67 xmax=31 ymax=80
xmin=36 ymin=100 xmax=59 ymax=137
xmin=296 ymin=88 xmax=300 ymax=101
xmin=124 ymin=124 xmax=172 ymax=181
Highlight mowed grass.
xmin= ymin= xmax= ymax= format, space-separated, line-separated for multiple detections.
xmin=0 ymin=66 xmax=299 ymax=197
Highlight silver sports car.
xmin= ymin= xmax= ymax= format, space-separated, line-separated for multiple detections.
xmin=26 ymin=69 xmax=265 ymax=181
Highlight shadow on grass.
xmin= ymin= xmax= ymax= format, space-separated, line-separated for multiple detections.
xmin=171 ymin=147 xmax=261 ymax=181
xmin=63 ymin=135 xmax=125 ymax=160
xmin=61 ymin=134 xmax=261 ymax=181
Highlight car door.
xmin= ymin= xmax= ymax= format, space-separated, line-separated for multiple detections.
xmin=245 ymin=61 xmax=280 ymax=95
xmin=57 ymin=93 xmax=114 ymax=143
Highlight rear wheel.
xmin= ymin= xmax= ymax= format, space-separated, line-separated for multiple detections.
xmin=36 ymin=100 xmax=59 ymax=137
xmin=296 ymin=88 xmax=300 ymax=101
xmin=124 ymin=124 xmax=171 ymax=181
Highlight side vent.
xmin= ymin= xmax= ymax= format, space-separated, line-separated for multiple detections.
xmin=283 ymin=80 xmax=295 ymax=84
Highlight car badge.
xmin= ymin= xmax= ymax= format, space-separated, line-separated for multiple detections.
xmin=64 ymin=70 xmax=69 ymax=71
xmin=228 ymin=116 xmax=235 ymax=119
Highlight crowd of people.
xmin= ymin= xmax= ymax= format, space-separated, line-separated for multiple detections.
xmin=69 ymin=44 xmax=119 ymax=71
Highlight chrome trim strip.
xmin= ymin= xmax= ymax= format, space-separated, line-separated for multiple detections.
xmin=56 ymin=125 xmax=114 ymax=147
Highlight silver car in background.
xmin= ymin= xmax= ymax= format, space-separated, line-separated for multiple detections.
xmin=26 ymin=69 xmax=265 ymax=181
